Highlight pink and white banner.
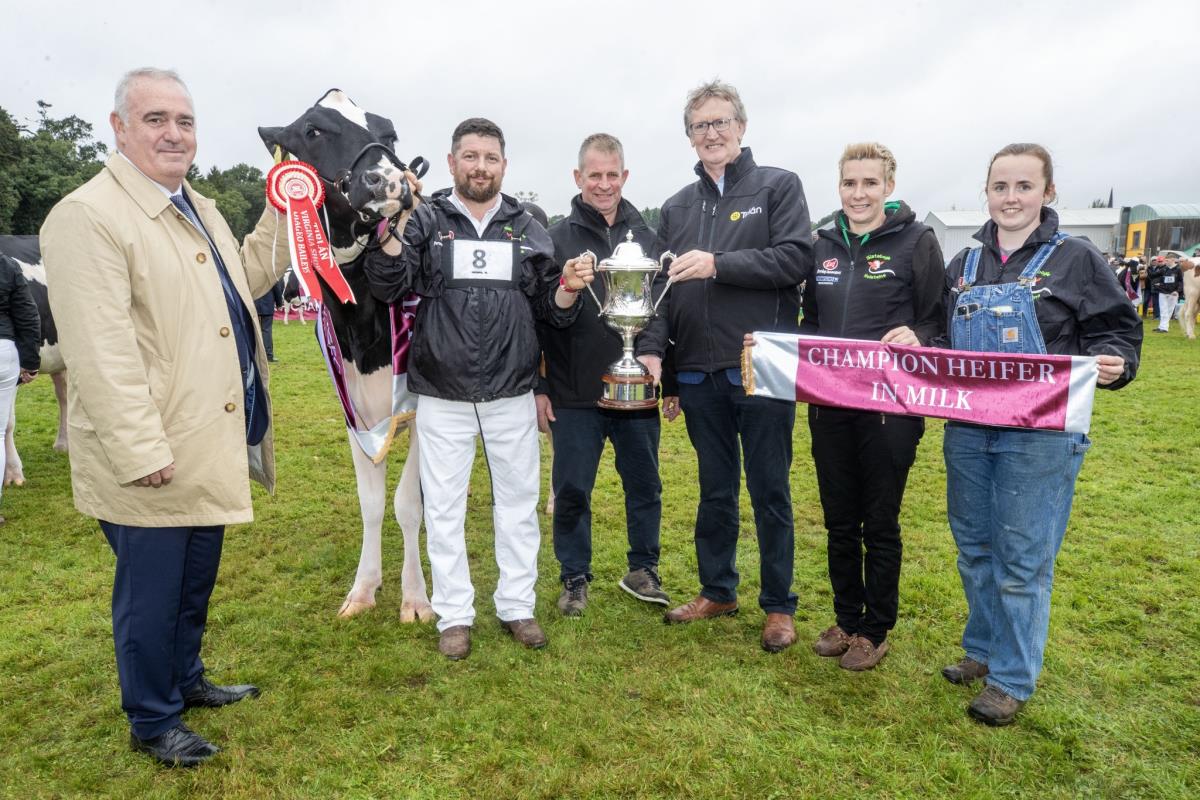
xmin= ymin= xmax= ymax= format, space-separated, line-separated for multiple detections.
xmin=744 ymin=333 xmax=1099 ymax=433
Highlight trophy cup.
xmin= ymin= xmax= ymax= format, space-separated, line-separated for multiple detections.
xmin=578 ymin=232 xmax=675 ymax=410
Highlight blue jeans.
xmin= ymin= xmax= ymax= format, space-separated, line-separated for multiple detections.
xmin=550 ymin=407 xmax=662 ymax=581
xmin=679 ymin=371 xmax=797 ymax=614
xmin=943 ymin=424 xmax=1090 ymax=701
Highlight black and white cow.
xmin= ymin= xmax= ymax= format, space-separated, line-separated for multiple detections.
xmin=259 ymin=90 xmax=434 ymax=621
xmin=0 ymin=235 xmax=69 ymax=487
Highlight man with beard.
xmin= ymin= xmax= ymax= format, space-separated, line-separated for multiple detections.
xmin=365 ymin=118 xmax=590 ymax=660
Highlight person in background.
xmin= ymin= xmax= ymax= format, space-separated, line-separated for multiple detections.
xmin=254 ymin=278 xmax=284 ymax=361
xmin=939 ymin=143 xmax=1141 ymax=726
xmin=1148 ymin=254 xmax=1182 ymax=333
xmin=0 ymin=253 xmax=41 ymax=525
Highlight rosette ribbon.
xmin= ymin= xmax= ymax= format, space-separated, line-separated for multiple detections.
xmin=266 ymin=160 xmax=355 ymax=304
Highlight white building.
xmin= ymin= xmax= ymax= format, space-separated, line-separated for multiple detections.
xmin=923 ymin=209 xmax=1120 ymax=261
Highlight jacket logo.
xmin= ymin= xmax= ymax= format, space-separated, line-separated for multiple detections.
xmin=822 ymin=258 xmax=839 ymax=270
xmin=729 ymin=207 xmax=763 ymax=221
xmin=865 ymin=258 xmax=896 ymax=279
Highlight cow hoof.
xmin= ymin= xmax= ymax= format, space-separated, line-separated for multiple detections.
xmin=53 ymin=440 xmax=68 ymax=453
xmin=400 ymin=602 xmax=436 ymax=624
xmin=337 ymin=598 xmax=375 ymax=618
xmin=545 ymin=497 xmax=555 ymax=515
xmin=3 ymin=472 xmax=24 ymax=488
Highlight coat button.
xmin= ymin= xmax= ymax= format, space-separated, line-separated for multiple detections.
xmin=224 ymin=402 xmax=236 ymax=413
xmin=196 ymin=252 xmax=207 ymax=264
xmin=219 ymin=326 xmax=230 ymax=337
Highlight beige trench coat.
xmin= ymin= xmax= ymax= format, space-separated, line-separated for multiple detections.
xmin=41 ymin=154 xmax=290 ymax=526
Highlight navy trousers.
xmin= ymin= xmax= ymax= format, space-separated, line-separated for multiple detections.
xmin=550 ymin=407 xmax=662 ymax=582
xmin=678 ymin=371 xmax=798 ymax=614
xmin=100 ymin=521 xmax=224 ymax=739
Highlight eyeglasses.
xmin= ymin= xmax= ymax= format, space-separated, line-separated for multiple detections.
xmin=687 ymin=117 xmax=735 ymax=136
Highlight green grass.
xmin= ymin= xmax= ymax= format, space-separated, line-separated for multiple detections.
xmin=1 ymin=319 xmax=1197 ymax=799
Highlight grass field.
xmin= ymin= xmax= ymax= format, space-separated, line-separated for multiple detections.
xmin=1 ymin=319 xmax=1197 ymax=799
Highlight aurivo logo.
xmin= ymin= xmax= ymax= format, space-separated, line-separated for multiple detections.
xmin=729 ymin=207 xmax=763 ymax=221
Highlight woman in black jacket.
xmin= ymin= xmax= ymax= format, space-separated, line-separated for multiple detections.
xmin=0 ymin=254 xmax=42 ymax=524
xmin=801 ymin=143 xmax=944 ymax=670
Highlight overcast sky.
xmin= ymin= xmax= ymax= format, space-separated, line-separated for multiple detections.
xmin=4 ymin=0 xmax=1198 ymax=222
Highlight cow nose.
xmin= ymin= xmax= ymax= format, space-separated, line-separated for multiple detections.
xmin=364 ymin=172 xmax=383 ymax=187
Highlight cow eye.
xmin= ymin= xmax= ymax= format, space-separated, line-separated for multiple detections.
xmin=304 ymin=126 xmax=323 ymax=139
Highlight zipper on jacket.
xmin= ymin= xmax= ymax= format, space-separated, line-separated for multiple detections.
xmin=702 ymin=199 xmax=719 ymax=368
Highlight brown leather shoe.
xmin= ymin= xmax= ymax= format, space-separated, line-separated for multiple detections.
xmin=968 ymin=684 xmax=1024 ymax=726
xmin=839 ymin=635 xmax=889 ymax=671
xmin=663 ymin=595 xmax=738 ymax=624
xmin=761 ymin=613 xmax=797 ymax=653
xmin=942 ymin=656 xmax=989 ymax=685
xmin=813 ymin=624 xmax=852 ymax=657
xmin=438 ymin=626 xmax=471 ymax=660
xmin=500 ymin=618 xmax=548 ymax=649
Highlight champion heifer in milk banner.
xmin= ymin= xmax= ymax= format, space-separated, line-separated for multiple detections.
xmin=0 ymin=236 xmax=69 ymax=486
xmin=259 ymin=90 xmax=434 ymax=621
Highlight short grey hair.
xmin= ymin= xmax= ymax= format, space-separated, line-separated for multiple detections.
xmin=577 ymin=133 xmax=624 ymax=170
xmin=114 ymin=67 xmax=192 ymax=121
xmin=683 ymin=79 xmax=747 ymax=132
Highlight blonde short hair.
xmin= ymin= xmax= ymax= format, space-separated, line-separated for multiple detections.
xmin=838 ymin=142 xmax=897 ymax=183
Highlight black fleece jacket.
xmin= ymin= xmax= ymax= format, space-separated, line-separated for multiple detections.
xmin=802 ymin=201 xmax=944 ymax=344
xmin=0 ymin=255 xmax=41 ymax=371
xmin=639 ymin=148 xmax=813 ymax=371
xmin=539 ymin=195 xmax=666 ymax=408
xmin=938 ymin=208 xmax=1142 ymax=390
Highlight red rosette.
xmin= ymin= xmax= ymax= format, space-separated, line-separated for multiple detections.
xmin=266 ymin=160 xmax=325 ymax=212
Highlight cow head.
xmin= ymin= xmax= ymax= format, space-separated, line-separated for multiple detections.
xmin=259 ymin=90 xmax=419 ymax=246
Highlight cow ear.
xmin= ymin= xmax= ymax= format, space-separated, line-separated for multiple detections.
xmin=258 ymin=126 xmax=288 ymax=157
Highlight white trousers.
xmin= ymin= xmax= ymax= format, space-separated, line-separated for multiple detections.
xmin=416 ymin=393 xmax=541 ymax=632
xmin=1157 ymin=293 xmax=1179 ymax=330
xmin=0 ymin=340 xmax=19 ymax=504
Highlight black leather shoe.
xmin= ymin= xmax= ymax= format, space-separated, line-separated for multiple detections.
xmin=182 ymin=676 xmax=261 ymax=709
xmin=130 ymin=723 xmax=219 ymax=767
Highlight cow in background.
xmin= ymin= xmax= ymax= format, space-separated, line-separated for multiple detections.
xmin=0 ymin=236 xmax=69 ymax=486
xmin=259 ymin=90 xmax=434 ymax=621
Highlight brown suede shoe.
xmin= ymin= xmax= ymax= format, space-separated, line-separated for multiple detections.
xmin=761 ymin=613 xmax=797 ymax=653
xmin=663 ymin=595 xmax=738 ymax=624
xmin=438 ymin=626 xmax=471 ymax=660
xmin=813 ymin=625 xmax=852 ymax=657
xmin=968 ymin=684 xmax=1024 ymax=726
xmin=942 ymin=656 xmax=989 ymax=685
xmin=500 ymin=618 xmax=548 ymax=649
xmin=839 ymin=635 xmax=889 ymax=671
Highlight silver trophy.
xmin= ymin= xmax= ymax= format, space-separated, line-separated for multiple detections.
xmin=578 ymin=232 xmax=675 ymax=410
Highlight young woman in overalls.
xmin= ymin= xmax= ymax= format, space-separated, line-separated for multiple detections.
xmin=940 ymin=143 xmax=1142 ymax=726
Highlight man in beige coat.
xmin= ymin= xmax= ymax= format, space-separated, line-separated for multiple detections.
xmin=41 ymin=68 xmax=288 ymax=767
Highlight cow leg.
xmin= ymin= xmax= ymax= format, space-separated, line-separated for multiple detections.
xmin=3 ymin=393 xmax=22 ymax=487
xmin=1184 ymin=294 xmax=1197 ymax=339
xmin=338 ymin=429 xmax=388 ymax=618
xmin=394 ymin=425 xmax=434 ymax=623
xmin=51 ymin=371 xmax=69 ymax=452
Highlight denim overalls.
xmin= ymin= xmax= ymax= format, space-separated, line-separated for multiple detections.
xmin=943 ymin=231 xmax=1091 ymax=702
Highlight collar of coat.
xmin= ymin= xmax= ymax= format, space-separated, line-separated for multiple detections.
xmin=105 ymin=154 xmax=214 ymax=223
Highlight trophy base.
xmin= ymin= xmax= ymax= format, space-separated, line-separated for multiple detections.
xmin=598 ymin=373 xmax=657 ymax=411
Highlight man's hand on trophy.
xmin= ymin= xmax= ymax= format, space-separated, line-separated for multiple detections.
xmin=667 ymin=249 xmax=716 ymax=282
xmin=636 ymin=354 xmax=662 ymax=385
xmin=562 ymin=253 xmax=596 ymax=291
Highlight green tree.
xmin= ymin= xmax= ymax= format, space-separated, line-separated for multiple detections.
xmin=641 ymin=207 xmax=661 ymax=230
xmin=0 ymin=101 xmax=108 ymax=234
xmin=188 ymin=162 xmax=266 ymax=240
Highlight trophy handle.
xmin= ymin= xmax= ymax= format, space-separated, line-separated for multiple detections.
xmin=576 ymin=249 xmax=603 ymax=312
xmin=651 ymin=250 xmax=677 ymax=314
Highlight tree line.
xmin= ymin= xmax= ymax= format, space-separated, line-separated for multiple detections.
xmin=1 ymin=102 xmax=266 ymax=240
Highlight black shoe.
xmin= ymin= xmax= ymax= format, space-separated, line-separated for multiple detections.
xmin=182 ymin=676 xmax=261 ymax=709
xmin=130 ymin=723 xmax=219 ymax=767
